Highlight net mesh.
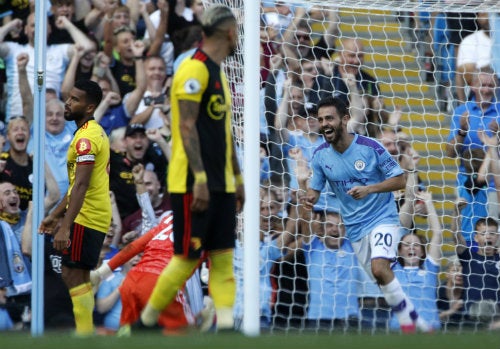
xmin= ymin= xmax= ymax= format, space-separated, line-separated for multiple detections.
xmin=205 ymin=0 xmax=500 ymax=333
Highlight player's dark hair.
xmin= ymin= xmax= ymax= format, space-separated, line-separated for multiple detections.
xmin=74 ymin=79 xmax=103 ymax=106
xmin=316 ymin=96 xmax=348 ymax=118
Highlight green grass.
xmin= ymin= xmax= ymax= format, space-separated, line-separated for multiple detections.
xmin=0 ymin=330 xmax=499 ymax=349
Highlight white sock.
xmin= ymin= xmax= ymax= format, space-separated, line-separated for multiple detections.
xmin=379 ymin=278 xmax=416 ymax=326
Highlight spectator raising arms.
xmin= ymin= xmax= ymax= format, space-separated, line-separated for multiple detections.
xmin=0 ymin=12 xmax=94 ymax=121
xmin=296 ymin=159 xmax=361 ymax=331
xmin=391 ymin=190 xmax=443 ymax=332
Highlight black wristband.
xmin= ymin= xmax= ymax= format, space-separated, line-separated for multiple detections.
xmin=133 ymin=56 xmax=143 ymax=60
xmin=457 ymin=129 xmax=467 ymax=137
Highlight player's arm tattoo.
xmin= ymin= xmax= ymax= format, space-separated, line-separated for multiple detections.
xmin=178 ymin=100 xmax=205 ymax=173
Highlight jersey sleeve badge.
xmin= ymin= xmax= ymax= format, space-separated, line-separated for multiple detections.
xmin=184 ymin=78 xmax=201 ymax=94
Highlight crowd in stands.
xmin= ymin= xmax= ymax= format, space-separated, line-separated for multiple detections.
xmin=0 ymin=0 xmax=499 ymax=334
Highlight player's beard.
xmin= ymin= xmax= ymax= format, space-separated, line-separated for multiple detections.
xmin=321 ymin=126 xmax=341 ymax=145
xmin=330 ymin=128 xmax=342 ymax=146
xmin=64 ymin=109 xmax=85 ymax=122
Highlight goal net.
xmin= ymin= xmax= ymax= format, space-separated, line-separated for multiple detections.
xmin=205 ymin=0 xmax=500 ymax=333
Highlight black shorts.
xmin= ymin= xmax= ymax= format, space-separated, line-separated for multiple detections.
xmin=61 ymin=223 xmax=105 ymax=270
xmin=170 ymin=192 xmax=236 ymax=258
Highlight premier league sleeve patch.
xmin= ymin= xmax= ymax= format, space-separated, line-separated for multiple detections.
xmin=184 ymin=78 xmax=201 ymax=94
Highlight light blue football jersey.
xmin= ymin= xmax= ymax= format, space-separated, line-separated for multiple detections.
xmin=310 ymin=134 xmax=403 ymax=242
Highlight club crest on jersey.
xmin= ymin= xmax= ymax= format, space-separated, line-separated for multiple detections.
xmin=354 ymin=160 xmax=365 ymax=171
xmin=184 ymin=78 xmax=201 ymax=94
xmin=76 ymin=138 xmax=92 ymax=155
xmin=12 ymin=253 xmax=25 ymax=273
xmin=207 ymin=95 xmax=227 ymax=120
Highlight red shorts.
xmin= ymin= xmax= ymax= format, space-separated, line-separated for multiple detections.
xmin=119 ymin=270 xmax=192 ymax=329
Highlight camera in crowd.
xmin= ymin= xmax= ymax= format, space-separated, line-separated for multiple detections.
xmin=143 ymin=94 xmax=166 ymax=106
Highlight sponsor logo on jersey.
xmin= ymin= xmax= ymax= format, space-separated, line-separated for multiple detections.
xmin=207 ymin=95 xmax=228 ymax=120
xmin=76 ymin=138 xmax=92 ymax=155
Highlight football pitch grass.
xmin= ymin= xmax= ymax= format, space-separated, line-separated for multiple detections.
xmin=1 ymin=330 xmax=499 ymax=349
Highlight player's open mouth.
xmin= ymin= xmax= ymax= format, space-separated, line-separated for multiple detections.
xmin=322 ymin=128 xmax=334 ymax=136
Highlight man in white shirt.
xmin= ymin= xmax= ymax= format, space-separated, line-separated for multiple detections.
xmin=125 ymin=55 xmax=168 ymax=130
xmin=0 ymin=13 xmax=94 ymax=121
xmin=455 ymin=13 xmax=492 ymax=103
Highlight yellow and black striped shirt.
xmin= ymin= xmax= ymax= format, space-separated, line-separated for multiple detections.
xmin=168 ymin=49 xmax=236 ymax=194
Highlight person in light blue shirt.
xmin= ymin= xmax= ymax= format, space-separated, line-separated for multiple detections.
xmin=28 ymin=98 xmax=76 ymax=203
xmin=296 ymin=146 xmax=385 ymax=331
xmin=233 ymin=187 xmax=294 ymax=329
xmin=491 ymin=13 xmax=500 ymax=83
xmin=0 ymin=306 xmax=13 ymax=330
xmin=284 ymin=105 xmax=325 ymax=191
xmin=445 ymin=68 xmax=500 ymax=243
xmin=433 ymin=12 xmax=455 ymax=113
xmin=304 ymin=96 xmax=428 ymax=333
xmin=390 ymin=190 xmax=443 ymax=331
xmin=234 ymin=232 xmax=286 ymax=329
xmin=298 ymin=201 xmax=361 ymax=329
xmin=445 ymin=69 xmax=500 ymax=176
xmin=308 ymin=118 xmax=402 ymax=241
xmin=0 ymin=284 xmax=13 ymax=331
xmin=95 ymin=268 xmax=125 ymax=332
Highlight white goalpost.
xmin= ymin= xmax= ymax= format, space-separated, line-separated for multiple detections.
xmin=205 ymin=0 xmax=500 ymax=334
